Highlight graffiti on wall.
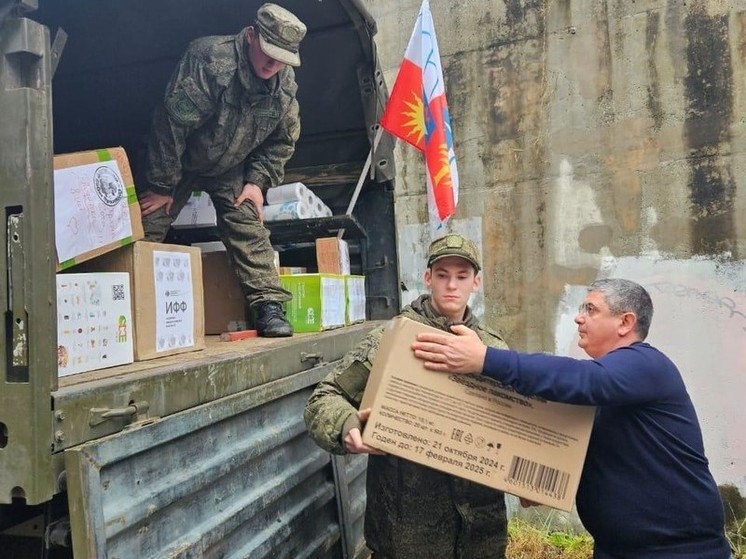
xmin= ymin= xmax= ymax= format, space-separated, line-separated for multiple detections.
xmin=556 ymin=256 xmax=746 ymax=493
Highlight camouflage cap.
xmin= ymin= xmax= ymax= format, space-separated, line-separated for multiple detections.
xmin=255 ymin=3 xmax=307 ymax=67
xmin=427 ymin=234 xmax=481 ymax=271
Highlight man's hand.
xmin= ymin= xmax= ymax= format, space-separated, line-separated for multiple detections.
xmin=344 ymin=408 xmax=386 ymax=455
xmin=235 ymin=182 xmax=264 ymax=222
xmin=411 ymin=324 xmax=487 ymax=374
xmin=139 ymin=191 xmax=174 ymax=217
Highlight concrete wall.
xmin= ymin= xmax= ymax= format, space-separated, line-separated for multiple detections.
xmin=364 ymin=0 xmax=746 ymax=495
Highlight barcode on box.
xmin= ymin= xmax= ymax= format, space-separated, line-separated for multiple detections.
xmin=112 ymin=284 xmax=126 ymax=301
xmin=507 ymin=456 xmax=570 ymax=500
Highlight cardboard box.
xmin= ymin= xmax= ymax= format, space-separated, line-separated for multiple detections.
xmin=171 ymin=191 xmax=217 ymax=228
xmin=315 ymin=238 xmax=350 ymax=275
xmin=280 ymin=274 xmax=345 ymax=332
xmin=199 ymin=247 xmax=248 ymax=335
xmin=360 ymin=317 xmax=595 ymax=511
xmin=278 ymin=266 xmax=307 ymax=275
xmin=56 ymin=272 xmax=134 ymax=376
xmin=75 ymin=241 xmax=205 ymax=360
xmin=53 ymin=147 xmax=144 ymax=271
xmin=345 ymin=275 xmax=366 ymax=324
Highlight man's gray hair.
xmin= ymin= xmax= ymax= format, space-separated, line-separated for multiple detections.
xmin=588 ymin=278 xmax=654 ymax=340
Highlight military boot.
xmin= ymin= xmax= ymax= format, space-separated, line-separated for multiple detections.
xmin=255 ymin=301 xmax=293 ymax=337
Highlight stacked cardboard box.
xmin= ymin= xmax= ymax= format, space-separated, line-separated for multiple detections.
xmin=315 ymin=237 xmax=350 ymax=275
xmin=280 ymin=274 xmax=346 ymax=332
xmin=53 ymin=147 xmax=144 ymax=270
xmin=278 ymin=237 xmax=367 ymax=331
xmin=74 ymin=241 xmax=205 ymax=361
xmin=193 ymin=242 xmax=248 ymax=335
xmin=278 ymin=267 xmax=307 ymax=275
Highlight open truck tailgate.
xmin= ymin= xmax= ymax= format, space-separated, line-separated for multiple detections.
xmin=59 ymin=325 xmax=378 ymax=559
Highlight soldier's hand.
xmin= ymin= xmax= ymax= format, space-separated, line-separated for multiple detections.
xmin=344 ymin=409 xmax=386 ymax=455
xmin=235 ymin=183 xmax=264 ymax=222
xmin=139 ymin=191 xmax=174 ymax=217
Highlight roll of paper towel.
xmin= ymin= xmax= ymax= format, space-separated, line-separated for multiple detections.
xmin=313 ymin=200 xmax=326 ymax=218
xmin=306 ymin=194 xmax=333 ymax=218
xmin=264 ymin=201 xmax=313 ymax=222
xmin=266 ymin=182 xmax=315 ymax=207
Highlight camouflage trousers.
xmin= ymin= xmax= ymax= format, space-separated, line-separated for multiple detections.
xmin=141 ymin=172 xmax=291 ymax=308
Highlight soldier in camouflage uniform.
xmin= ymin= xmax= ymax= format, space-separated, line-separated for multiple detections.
xmin=138 ymin=3 xmax=306 ymax=337
xmin=304 ymin=234 xmax=509 ymax=558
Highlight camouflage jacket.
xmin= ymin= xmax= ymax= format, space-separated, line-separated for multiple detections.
xmin=304 ymin=295 xmax=509 ymax=559
xmin=145 ymin=28 xmax=300 ymax=195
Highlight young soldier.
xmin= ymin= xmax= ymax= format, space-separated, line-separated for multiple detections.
xmin=305 ymin=234 xmax=509 ymax=558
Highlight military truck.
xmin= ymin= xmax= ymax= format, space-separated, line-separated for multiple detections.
xmin=0 ymin=0 xmax=399 ymax=556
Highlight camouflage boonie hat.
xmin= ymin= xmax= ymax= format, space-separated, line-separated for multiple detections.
xmin=427 ymin=234 xmax=481 ymax=271
xmin=255 ymin=3 xmax=307 ymax=67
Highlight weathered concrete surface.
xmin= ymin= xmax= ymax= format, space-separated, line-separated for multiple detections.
xmin=364 ymin=0 xmax=746 ymax=495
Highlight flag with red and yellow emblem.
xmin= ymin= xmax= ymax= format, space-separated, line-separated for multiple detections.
xmin=381 ymin=0 xmax=458 ymax=231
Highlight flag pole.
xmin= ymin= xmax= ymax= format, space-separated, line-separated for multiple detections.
xmin=337 ymin=124 xmax=385 ymax=240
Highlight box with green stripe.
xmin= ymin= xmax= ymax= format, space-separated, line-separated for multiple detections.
xmin=280 ymin=274 xmax=346 ymax=332
xmin=53 ymin=146 xmax=144 ymax=271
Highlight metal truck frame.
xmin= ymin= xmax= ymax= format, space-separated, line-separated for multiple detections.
xmin=0 ymin=1 xmax=399 ymax=556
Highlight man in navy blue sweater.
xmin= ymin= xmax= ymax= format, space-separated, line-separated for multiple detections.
xmin=412 ymin=278 xmax=731 ymax=559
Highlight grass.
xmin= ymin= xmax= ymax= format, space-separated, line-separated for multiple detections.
xmin=506 ymin=512 xmax=745 ymax=559
xmin=728 ymin=522 xmax=746 ymax=559
xmin=725 ymin=509 xmax=746 ymax=558
xmin=506 ymin=518 xmax=593 ymax=559
xmin=722 ymin=484 xmax=746 ymax=559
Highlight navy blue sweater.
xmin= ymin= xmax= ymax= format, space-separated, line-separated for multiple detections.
xmin=483 ymin=342 xmax=730 ymax=558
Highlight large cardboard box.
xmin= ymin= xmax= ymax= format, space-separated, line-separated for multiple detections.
xmin=315 ymin=237 xmax=350 ymax=275
xmin=196 ymin=245 xmax=248 ymax=335
xmin=280 ymin=274 xmax=345 ymax=332
xmin=171 ymin=191 xmax=217 ymax=229
xmin=345 ymin=275 xmax=366 ymax=324
xmin=53 ymin=147 xmax=144 ymax=271
xmin=76 ymin=241 xmax=205 ymax=360
xmin=360 ymin=317 xmax=595 ymax=511
xmin=56 ymin=272 xmax=134 ymax=376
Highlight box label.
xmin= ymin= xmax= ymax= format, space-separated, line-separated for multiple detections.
xmin=54 ymin=160 xmax=133 ymax=262
xmin=57 ymin=273 xmax=134 ymax=376
xmin=153 ymin=251 xmax=195 ymax=351
xmin=345 ymin=275 xmax=366 ymax=324
xmin=320 ymin=276 xmax=345 ymax=328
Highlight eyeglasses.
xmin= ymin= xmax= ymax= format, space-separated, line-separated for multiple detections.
xmin=577 ymin=302 xmax=600 ymax=317
xmin=577 ymin=302 xmax=627 ymax=318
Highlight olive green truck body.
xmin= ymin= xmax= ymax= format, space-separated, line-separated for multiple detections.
xmin=0 ymin=1 xmax=399 ymax=556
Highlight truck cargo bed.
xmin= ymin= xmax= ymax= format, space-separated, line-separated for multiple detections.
xmin=58 ymin=330 xmax=350 ymax=389
xmin=52 ymin=322 xmax=382 ymax=454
